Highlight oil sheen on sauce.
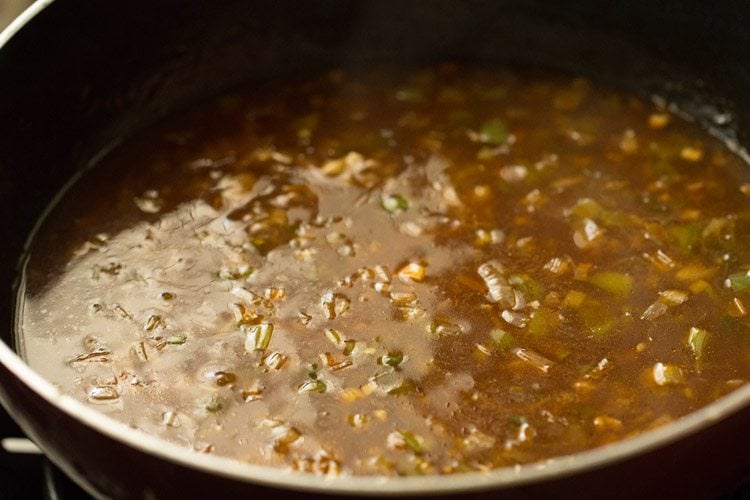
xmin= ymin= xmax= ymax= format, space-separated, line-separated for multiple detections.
xmin=18 ymin=66 xmax=750 ymax=476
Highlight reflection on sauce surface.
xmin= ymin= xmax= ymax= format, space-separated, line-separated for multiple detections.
xmin=19 ymin=66 xmax=750 ymax=476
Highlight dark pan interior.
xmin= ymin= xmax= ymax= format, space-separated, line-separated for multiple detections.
xmin=1 ymin=1 xmax=750 ymax=497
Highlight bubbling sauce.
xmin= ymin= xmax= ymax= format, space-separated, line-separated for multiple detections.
xmin=19 ymin=66 xmax=750 ymax=476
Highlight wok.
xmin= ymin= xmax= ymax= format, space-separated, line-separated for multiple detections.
xmin=0 ymin=1 xmax=749 ymax=498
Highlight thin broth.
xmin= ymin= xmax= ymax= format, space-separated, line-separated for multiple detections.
xmin=19 ymin=66 xmax=750 ymax=476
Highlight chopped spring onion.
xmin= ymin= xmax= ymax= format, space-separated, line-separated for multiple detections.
xmin=512 ymin=347 xmax=553 ymax=373
xmin=321 ymin=292 xmax=351 ymax=320
xmin=298 ymin=379 xmax=327 ymax=394
xmin=165 ymin=335 xmax=187 ymax=345
xmin=325 ymin=328 xmax=343 ymax=346
xmin=490 ymin=329 xmax=514 ymax=349
xmin=428 ymin=318 xmax=462 ymax=337
xmin=727 ymin=272 xmax=750 ymax=294
xmin=562 ymin=290 xmax=587 ymax=308
xmin=479 ymin=118 xmax=509 ymax=145
xmin=652 ymin=362 xmax=684 ymax=386
xmin=205 ymin=396 xmax=225 ymax=413
xmin=389 ymin=430 xmax=426 ymax=454
xmin=659 ymin=289 xmax=689 ymax=306
xmin=246 ymin=323 xmax=274 ymax=351
xmin=343 ymin=339 xmax=356 ymax=356
xmin=640 ymin=301 xmax=669 ymax=322
xmin=589 ymin=271 xmax=633 ymax=297
xmin=527 ymin=307 xmax=558 ymax=337
xmin=670 ymin=223 xmax=701 ymax=254
xmin=687 ymin=327 xmax=708 ymax=368
xmin=380 ymin=352 xmax=404 ymax=367
xmin=382 ymin=194 xmax=409 ymax=213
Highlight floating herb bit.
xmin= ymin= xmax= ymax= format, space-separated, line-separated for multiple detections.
xmin=387 ymin=430 xmax=426 ymax=454
xmin=589 ymin=271 xmax=633 ymax=297
xmin=513 ymin=347 xmax=553 ymax=373
xmin=325 ymin=328 xmax=343 ymax=346
xmin=727 ymin=272 xmax=750 ymax=294
xmin=641 ymin=301 xmax=669 ymax=322
xmin=205 ymin=396 xmax=225 ymax=413
xmin=342 ymin=339 xmax=356 ymax=356
xmin=165 ymin=335 xmax=187 ymax=345
xmin=245 ymin=323 xmax=274 ymax=351
xmin=478 ymin=118 xmax=509 ymax=145
xmin=659 ymin=289 xmax=689 ymax=306
xmin=670 ymin=223 xmax=702 ymax=254
xmin=212 ymin=371 xmax=236 ymax=386
xmin=428 ymin=318 xmax=462 ymax=338
xmin=321 ymin=292 xmax=351 ymax=320
xmin=527 ymin=307 xmax=558 ymax=337
xmin=219 ymin=267 xmax=254 ymax=280
xmin=242 ymin=386 xmax=264 ymax=402
xmin=652 ymin=362 xmax=684 ymax=386
xmin=489 ymin=329 xmax=514 ymax=349
xmin=382 ymin=194 xmax=409 ymax=213
xmin=144 ymin=314 xmax=165 ymax=332
xmin=477 ymin=261 xmax=514 ymax=307
xmin=562 ymin=290 xmax=587 ymax=308
xmin=298 ymin=379 xmax=327 ymax=394
xmin=380 ymin=352 xmax=404 ymax=367
xmin=87 ymin=386 xmax=119 ymax=403
xmin=395 ymin=87 xmax=424 ymax=103
xmin=272 ymin=425 xmax=302 ymax=453
xmin=687 ymin=327 xmax=708 ymax=369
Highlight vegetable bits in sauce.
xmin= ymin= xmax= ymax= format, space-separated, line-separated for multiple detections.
xmin=18 ymin=65 xmax=750 ymax=476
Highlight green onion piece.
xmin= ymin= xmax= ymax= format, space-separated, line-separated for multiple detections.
xmin=727 ymin=273 xmax=750 ymax=294
xmin=489 ymin=329 xmax=514 ymax=349
xmin=325 ymin=328 xmax=342 ymax=346
xmin=395 ymin=87 xmax=423 ymax=102
xmin=600 ymin=210 xmax=632 ymax=228
xmin=578 ymin=300 xmax=615 ymax=336
xmin=479 ymin=118 xmax=509 ymax=145
xmin=381 ymin=352 xmax=404 ymax=367
xmin=248 ymin=323 xmax=274 ymax=351
xmin=670 ymin=223 xmax=702 ymax=254
xmin=652 ymin=362 xmax=684 ymax=386
xmin=589 ymin=271 xmax=633 ymax=298
xmin=687 ymin=327 xmax=708 ymax=368
xmin=388 ymin=379 xmax=416 ymax=395
xmin=298 ymin=379 xmax=327 ymax=394
xmin=571 ymin=198 xmax=602 ymax=219
xmin=508 ymin=274 xmax=545 ymax=301
xmin=527 ymin=307 xmax=558 ymax=337
xmin=428 ymin=318 xmax=462 ymax=338
xmin=219 ymin=268 xmax=254 ymax=280
xmin=381 ymin=194 xmax=409 ymax=213
xmin=165 ymin=335 xmax=187 ymax=345
xmin=205 ymin=396 xmax=224 ymax=413
xmin=399 ymin=430 xmax=425 ymax=454
xmin=342 ymin=339 xmax=356 ymax=356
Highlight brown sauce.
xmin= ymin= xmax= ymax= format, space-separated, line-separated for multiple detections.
xmin=18 ymin=65 xmax=750 ymax=476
